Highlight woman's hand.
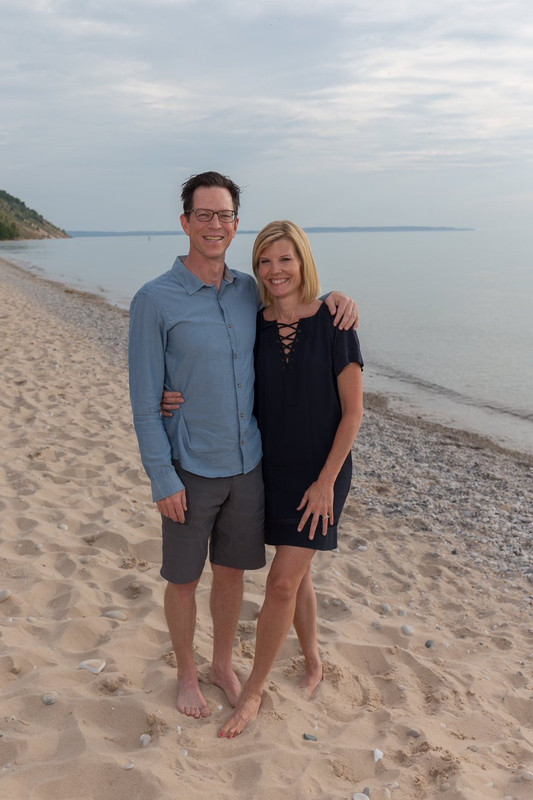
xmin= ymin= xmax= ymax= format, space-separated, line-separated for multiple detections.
xmin=297 ymin=481 xmax=335 ymax=540
xmin=161 ymin=390 xmax=184 ymax=418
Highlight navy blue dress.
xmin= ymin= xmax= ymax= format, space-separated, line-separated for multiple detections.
xmin=254 ymin=302 xmax=363 ymax=550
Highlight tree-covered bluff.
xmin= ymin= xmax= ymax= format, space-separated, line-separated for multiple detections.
xmin=0 ymin=190 xmax=69 ymax=240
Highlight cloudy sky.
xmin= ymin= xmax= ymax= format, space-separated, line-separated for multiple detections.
xmin=2 ymin=0 xmax=532 ymax=231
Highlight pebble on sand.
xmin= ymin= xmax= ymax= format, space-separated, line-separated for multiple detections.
xmin=102 ymin=610 xmax=128 ymax=621
xmin=373 ymin=748 xmax=384 ymax=762
xmin=79 ymin=659 xmax=106 ymax=675
xmin=303 ymin=733 xmax=318 ymax=741
xmin=42 ymin=692 xmax=59 ymax=705
xmin=0 ymin=589 xmax=12 ymax=602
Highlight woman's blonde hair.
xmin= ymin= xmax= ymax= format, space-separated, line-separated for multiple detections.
xmin=252 ymin=220 xmax=321 ymax=306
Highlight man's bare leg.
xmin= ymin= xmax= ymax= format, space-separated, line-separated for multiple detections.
xmin=293 ymin=564 xmax=323 ymax=696
xmin=208 ymin=564 xmax=244 ymax=707
xmin=164 ymin=580 xmax=211 ymax=718
xmin=219 ymin=547 xmax=315 ymax=738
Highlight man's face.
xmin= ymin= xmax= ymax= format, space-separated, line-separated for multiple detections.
xmin=180 ymin=187 xmax=239 ymax=262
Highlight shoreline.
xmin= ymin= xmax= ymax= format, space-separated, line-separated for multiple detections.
xmin=2 ymin=254 xmax=532 ymax=461
xmin=2 ymin=254 xmax=532 ymax=583
xmin=1 ymin=256 xmax=533 ymax=799
xmin=2 ymin=236 xmax=532 ymax=457
xmin=2 ymin=253 xmax=532 ymax=582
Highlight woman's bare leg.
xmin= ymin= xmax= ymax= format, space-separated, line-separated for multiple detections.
xmin=219 ymin=546 xmax=315 ymax=738
xmin=293 ymin=564 xmax=323 ymax=696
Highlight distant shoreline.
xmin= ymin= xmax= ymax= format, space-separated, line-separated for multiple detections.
xmin=67 ymin=225 xmax=475 ymax=238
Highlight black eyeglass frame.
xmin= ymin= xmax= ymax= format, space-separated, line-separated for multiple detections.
xmin=185 ymin=208 xmax=237 ymax=223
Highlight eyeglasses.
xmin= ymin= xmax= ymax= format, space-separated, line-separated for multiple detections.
xmin=187 ymin=208 xmax=237 ymax=223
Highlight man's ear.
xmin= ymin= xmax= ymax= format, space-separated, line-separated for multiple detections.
xmin=180 ymin=213 xmax=189 ymax=235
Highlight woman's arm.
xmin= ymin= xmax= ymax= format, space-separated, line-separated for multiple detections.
xmin=297 ymin=362 xmax=363 ymax=539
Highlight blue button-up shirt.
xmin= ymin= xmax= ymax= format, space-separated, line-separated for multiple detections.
xmin=128 ymin=256 xmax=262 ymax=501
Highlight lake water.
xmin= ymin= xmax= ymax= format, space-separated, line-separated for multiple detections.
xmin=2 ymin=228 xmax=532 ymax=455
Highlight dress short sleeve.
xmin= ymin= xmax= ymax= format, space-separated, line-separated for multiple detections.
xmin=333 ymin=324 xmax=364 ymax=378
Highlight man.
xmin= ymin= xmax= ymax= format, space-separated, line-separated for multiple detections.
xmin=128 ymin=171 xmax=358 ymax=719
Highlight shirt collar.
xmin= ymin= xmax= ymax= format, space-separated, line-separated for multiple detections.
xmin=172 ymin=256 xmax=236 ymax=295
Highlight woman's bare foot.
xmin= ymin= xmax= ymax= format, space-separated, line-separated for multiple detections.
xmin=298 ymin=660 xmax=323 ymax=698
xmin=208 ymin=666 xmax=242 ymax=707
xmin=177 ymin=676 xmax=211 ymax=718
xmin=218 ymin=691 xmax=262 ymax=738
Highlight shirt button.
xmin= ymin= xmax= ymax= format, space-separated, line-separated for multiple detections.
xmin=234 ymin=354 xmax=238 ymax=359
xmin=237 ymin=383 xmax=242 ymax=388
xmin=227 ymin=323 xmax=232 ymax=328
xmin=240 ymin=412 xmax=245 ymax=418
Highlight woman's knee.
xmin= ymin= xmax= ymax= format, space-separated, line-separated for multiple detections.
xmin=266 ymin=570 xmax=300 ymax=603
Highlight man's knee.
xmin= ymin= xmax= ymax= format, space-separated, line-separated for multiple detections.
xmin=211 ymin=564 xmax=244 ymax=587
xmin=165 ymin=578 xmax=200 ymax=600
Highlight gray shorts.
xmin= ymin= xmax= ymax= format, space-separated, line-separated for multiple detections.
xmin=160 ymin=461 xmax=266 ymax=585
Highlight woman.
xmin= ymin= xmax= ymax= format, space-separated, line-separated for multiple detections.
xmin=217 ymin=221 xmax=364 ymax=737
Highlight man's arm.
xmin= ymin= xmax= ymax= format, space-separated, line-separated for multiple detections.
xmin=322 ymin=292 xmax=359 ymax=330
xmin=128 ymin=290 xmax=185 ymax=503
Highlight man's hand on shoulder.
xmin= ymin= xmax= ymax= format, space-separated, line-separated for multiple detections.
xmin=325 ymin=291 xmax=359 ymax=330
xmin=157 ymin=490 xmax=187 ymax=523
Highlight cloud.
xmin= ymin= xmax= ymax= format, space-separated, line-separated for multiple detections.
xmin=1 ymin=0 xmax=532 ymax=227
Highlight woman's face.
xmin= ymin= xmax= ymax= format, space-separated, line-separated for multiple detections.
xmin=257 ymin=238 xmax=303 ymax=302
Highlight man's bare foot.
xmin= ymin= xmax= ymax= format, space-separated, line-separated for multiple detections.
xmin=298 ymin=661 xmax=323 ymax=698
xmin=218 ymin=691 xmax=262 ymax=738
xmin=177 ymin=677 xmax=211 ymax=718
xmin=208 ymin=666 xmax=242 ymax=707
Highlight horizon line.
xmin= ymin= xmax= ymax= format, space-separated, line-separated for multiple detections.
xmin=67 ymin=225 xmax=475 ymax=237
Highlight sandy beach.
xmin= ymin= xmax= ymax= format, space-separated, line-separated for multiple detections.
xmin=1 ymin=256 xmax=532 ymax=800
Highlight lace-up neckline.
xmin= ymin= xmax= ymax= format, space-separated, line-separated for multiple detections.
xmin=276 ymin=320 xmax=300 ymax=365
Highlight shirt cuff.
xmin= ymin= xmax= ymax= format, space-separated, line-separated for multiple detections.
xmin=151 ymin=466 xmax=185 ymax=503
